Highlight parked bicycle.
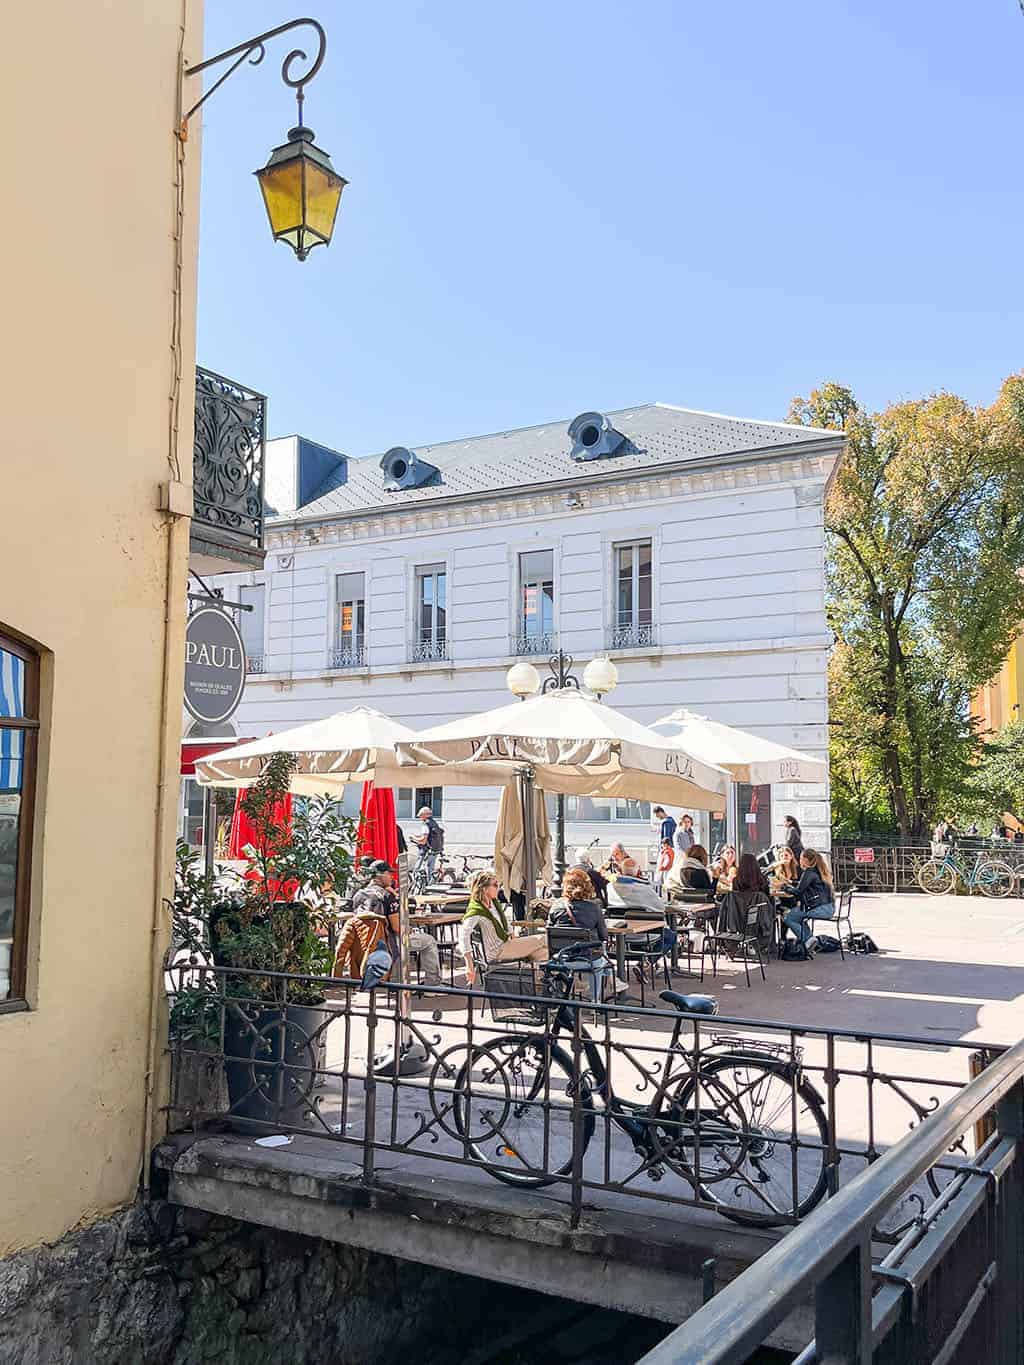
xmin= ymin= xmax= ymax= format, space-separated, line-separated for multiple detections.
xmin=916 ymin=844 xmax=1017 ymax=898
xmin=411 ymin=850 xmax=489 ymax=894
xmin=428 ymin=949 xmax=830 ymax=1227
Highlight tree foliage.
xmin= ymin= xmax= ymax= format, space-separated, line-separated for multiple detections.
xmin=789 ymin=376 xmax=1024 ymax=836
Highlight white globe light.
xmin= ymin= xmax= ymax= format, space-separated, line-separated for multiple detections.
xmin=583 ymin=655 xmax=618 ymax=696
xmin=506 ymin=660 xmax=541 ymax=698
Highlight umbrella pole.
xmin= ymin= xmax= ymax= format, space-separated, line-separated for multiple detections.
xmin=373 ymin=850 xmax=429 ymax=1078
xmin=553 ymin=793 xmax=566 ymax=895
xmin=518 ymin=766 xmax=536 ymax=911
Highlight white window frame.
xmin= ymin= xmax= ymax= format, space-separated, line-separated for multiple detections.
xmin=612 ymin=538 xmax=654 ymax=649
xmin=601 ymin=523 xmax=659 ymax=651
xmin=514 ymin=547 xmax=556 ymax=656
xmin=332 ymin=570 xmax=367 ymax=668
xmin=237 ymin=581 xmax=267 ymax=673
xmin=412 ymin=563 xmax=448 ymax=662
xmin=396 ymin=786 xmax=443 ymax=820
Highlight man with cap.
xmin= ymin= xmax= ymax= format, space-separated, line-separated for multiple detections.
xmin=411 ymin=805 xmax=444 ymax=883
xmin=334 ymin=860 xmax=442 ymax=987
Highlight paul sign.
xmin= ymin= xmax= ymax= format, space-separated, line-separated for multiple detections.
xmin=184 ymin=607 xmax=246 ymax=725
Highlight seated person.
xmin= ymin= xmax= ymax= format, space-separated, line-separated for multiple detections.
xmin=459 ymin=867 xmax=548 ymax=984
xmin=549 ymin=867 xmax=628 ymax=997
xmin=678 ymin=844 xmax=716 ymax=895
xmin=717 ymin=854 xmax=775 ymax=955
xmin=779 ymin=850 xmax=834 ymax=956
xmin=770 ymin=846 xmax=800 ymax=902
xmin=602 ymin=841 xmax=631 ymax=875
xmin=711 ymin=844 xmax=738 ymax=892
xmin=334 ymin=860 xmax=442 ymax=987
xmin=572 ymin=847 xmax=609 ymax=907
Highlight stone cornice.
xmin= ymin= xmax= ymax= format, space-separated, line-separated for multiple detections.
xmin=266 ymin=450 xmax=833 ymax=551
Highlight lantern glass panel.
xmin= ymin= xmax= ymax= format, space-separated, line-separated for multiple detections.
xmin=258 ymin=159 xmax=304 ymax=237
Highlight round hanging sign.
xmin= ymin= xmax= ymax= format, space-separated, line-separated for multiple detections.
xmin=184 ymin=607 xmax=246 ymax=725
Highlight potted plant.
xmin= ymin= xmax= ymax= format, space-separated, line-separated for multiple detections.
xmin=164 ymin=840 xmax=231 ymax=1122
xmin=208 ymin=754 xmax=357 ymax=1128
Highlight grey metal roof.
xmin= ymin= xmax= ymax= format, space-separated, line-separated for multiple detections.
xmin=279 ymin=403 xmax=841 ymax=523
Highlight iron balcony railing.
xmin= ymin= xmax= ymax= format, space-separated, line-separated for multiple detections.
xmin=330 ymin=641 xmax=366 ymax=670
xmin=511 ymin=631 xmax=556 ymax=656
xmin=166 ymin=962 xmax=1000 ymax=1241
xmin=609 ymin=622 xmax=656 ymax=650
xmin=410 ymin=637 xmax=449 ymax=663
xmin=191 ymin=366 xmax=266 ymax=572
xmin=637 ymin=1033 xmax=1024 ymax=1365
xmin=245 ymin=653 xmax=265 ymax=675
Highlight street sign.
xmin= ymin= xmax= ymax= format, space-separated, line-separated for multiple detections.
xmin=854 ymin=847 xmax=875 ymax=864
xmin=184 ymin=607 xmax=246 ymax=725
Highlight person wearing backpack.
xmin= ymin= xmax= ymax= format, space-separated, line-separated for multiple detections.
xmin=412 ymin=805 xmax=444 ymax=881
xmin=780 ymin=849 xmax=834 ymax=958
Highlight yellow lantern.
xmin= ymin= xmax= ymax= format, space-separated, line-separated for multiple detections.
xmin=255 ymin=125 xmax=347 ymax=261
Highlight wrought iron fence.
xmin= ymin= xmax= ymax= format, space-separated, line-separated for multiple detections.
xmin=610 ymin=623 xmax=656 ymax=650
xmin=637 ymin=1033 xmax=1024 ymax=1365
xmin=166 ymin=963 xmax=1001 ymax=1239
xmin=191 ymin=366 xmax=266 ymax=565
xmin=511 ymin=632 xmax=556 ymax=656
xmin=330 ymin=642 xmax=366 ymax=669
xmin=410 ymin=637 xmax=449 ymax=663
xmin=832 ymin=841 xmax=1024 ymax=893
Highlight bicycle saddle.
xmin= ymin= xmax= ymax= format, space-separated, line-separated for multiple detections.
xmin=659 ymin=990 xmax=718 ymax=1016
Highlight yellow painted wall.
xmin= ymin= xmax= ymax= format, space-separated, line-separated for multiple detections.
xmin=972 ymin=633 xmax=1024 ymax=735
xmin=0 ymin=1 xmax=202 ymax=1253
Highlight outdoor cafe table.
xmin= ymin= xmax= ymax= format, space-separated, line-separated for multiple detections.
xmin=605 ymin=918 xmax=670 ymax=983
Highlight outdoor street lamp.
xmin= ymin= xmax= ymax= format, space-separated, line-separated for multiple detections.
xmin=505 ymin=649 xmax=618 ymax=891
xmin=181 ymin=18 xmax=347 ymax=262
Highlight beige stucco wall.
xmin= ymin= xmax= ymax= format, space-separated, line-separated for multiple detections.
xmin=0 ymin=0 xmax=202 ymax=1253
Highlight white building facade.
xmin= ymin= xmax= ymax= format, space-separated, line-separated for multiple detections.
xmin=201 ymin=403 xmax=842 ymax=862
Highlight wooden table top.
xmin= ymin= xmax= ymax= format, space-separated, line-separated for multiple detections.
xmin=605 ymin=918 xmax=666 ymax=935
xmin=409 ymin=912 xmax=465 ymax=928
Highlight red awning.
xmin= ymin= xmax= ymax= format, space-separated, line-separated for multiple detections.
xmin=180 ymin=740 xmax=254 ymax=776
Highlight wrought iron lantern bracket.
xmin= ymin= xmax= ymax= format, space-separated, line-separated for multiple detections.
xmin=541 ymin=650 xmax=580 ymax=694
xmin=180 ymin=17 xmax=327 ymax=140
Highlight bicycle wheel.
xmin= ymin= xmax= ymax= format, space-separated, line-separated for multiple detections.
xmin=976 ymin=859 xmax=1016 ymax=899
xmin=670 ymin=1055 xmax=830 ymax=1226
xmin=917 ymin=860 xmax=956 ymax=895
xmin=452 ymin=1035 xmax=594 ymax=1187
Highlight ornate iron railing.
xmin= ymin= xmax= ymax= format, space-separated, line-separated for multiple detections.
xmin=511 ymin=632 xmax=556 ymax=656
xmin=610 ymin=622 xmax=656 ymax=650
xmin=191 ymin=366 xmax=266 ymax=567
xmin=832 ymin=841 xmax=1024 ymax=893
xmin=410 ymin=637 xmax=448 ymax=663
xmin=638 ymin=1035 xmax=1024 ymax=1365
xmin=330 ymin=642 xmax=366 ymax=670
xmin=166 ymin=962 xmax=1000 ymax=1241
xmin=245 ymin=653 xmax=265 ymax=675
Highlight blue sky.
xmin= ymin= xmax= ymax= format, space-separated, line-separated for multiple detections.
xmin=197 ymin=1 xmax=1024 ymax=455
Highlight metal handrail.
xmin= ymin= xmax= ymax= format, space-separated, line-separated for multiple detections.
xmin=637 ymin=1033 xmax=1024 ymax=1364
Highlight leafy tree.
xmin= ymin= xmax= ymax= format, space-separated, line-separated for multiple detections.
xmin=966 ymin=721 xmax=1024 ymax=829
xmin=789 ymin=376 xmax=1024 ymax=836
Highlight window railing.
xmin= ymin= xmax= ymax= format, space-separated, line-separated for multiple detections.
xmin=245 ymin=653 xmax=265 ymax=675
xmin=191 ymin=366 xmax=266 ymax=570
xmin=330 ymin=641 xmax=366 ymax=669
xmin=511 ymin=631 xmax=556 ymax=656
xmin=610 ymin=622 xmax=656 ymax=650
xmin=411 ymin=637 xmax=448 ymax=663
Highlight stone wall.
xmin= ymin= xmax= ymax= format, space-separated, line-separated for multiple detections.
xmin=0 ymin=1202 xmax=672 ymax=1364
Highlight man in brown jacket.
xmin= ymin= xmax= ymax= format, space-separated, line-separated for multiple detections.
xmin=332 ymin=861 xmax=442 ymax=985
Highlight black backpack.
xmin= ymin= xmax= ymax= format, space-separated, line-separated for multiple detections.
xmin=845 ymin=932 xmax=878 ymax=954
xmin=815 ymin=934 xmax=842 ymax=953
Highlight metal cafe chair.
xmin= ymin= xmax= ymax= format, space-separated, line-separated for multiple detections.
xmin=808 ymin=886 xmax=856 ymax=960
xmin=468 ymin=927 xmax=543 ymax=1025
xmin=623 ymin=927 xmax=672 ymax=1008
xmin=700 ymin=897 xmax=770 ymax=988
xmin=546 ymin=924 xmax=614 ymax=1006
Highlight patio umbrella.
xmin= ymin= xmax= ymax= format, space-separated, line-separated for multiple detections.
xmin=194 ymin=705 xmax=514 ymax=794
xmin=356 ymin=783 xmax=399 ymax=868
xmin=396 ymin=689 xmax=729 ymax=808
xmin=226 ymin=788 xmax=298 ymax=901
xmin=651 ymin=709 xmax=827 ymax=785
xmin=494 ymin=781 xmax=552 ymax=897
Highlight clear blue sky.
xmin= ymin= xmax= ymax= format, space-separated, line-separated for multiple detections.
xmin=197 ymin=1 xmax=1024 ymax=455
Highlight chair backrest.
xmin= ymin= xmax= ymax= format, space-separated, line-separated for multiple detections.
xmin=469 ymin=925 xmax=489 ymax=972
xmin=837 ymin=886 xmax=853 ymax=914
xmin=547 ymin=924 xmax=591 ymax=954
xmin=676 ymin=886 xmax=714 ymax=905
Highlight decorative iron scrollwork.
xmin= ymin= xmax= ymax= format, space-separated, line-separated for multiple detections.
xmin=193 ymin=366 xmax=266 ymax=550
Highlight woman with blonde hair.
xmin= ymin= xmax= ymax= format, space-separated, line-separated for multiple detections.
xmin=781 ymin=849 xmax=834 ymax=957
xmin=712 ymin=844 xmax=738 ymax=890
xmin=459 ymin=867 xmax=548 ymax=984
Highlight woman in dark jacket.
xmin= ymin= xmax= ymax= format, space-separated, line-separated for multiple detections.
xmin=679 ymin=844 xmax=716 ymax=895
xmin=783 ymin=816 xmax=804 ymax=861
xmin=781 ymin=850 xmax=833 ymax=955
xmin=548 ymin=867 xmax=628 ymax=998
xmin=718 ymin=853 xmax=775 ymax=953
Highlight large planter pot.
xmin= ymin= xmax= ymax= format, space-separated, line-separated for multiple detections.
xmin=223 ymin=1000 xmax=328 ymax=1129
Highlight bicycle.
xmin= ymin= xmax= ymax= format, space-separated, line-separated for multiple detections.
xmin=916 ymin=844 xmax=1017 ymax=898
xmin=429 ymin=950 xmax=831 ymax=1227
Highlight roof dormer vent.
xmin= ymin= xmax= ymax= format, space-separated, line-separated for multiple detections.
xmin=568 ymin=411 xmax=626 ymax=462
xmin=380 ymin=446 xmax=441 ymax=491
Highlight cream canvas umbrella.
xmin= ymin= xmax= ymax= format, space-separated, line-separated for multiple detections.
xmin=194 ymin=705 xmax=514 ymax=794
xmin=652 ymin=709 xmax=827 ymax=785
xmin=396 ymin=689 xmax=729 ymax=808
xmin=494 ymin=783 xmax=552 ymax=897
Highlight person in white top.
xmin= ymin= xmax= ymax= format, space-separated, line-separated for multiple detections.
xmin=459 ymin=868 xmax=547 ymax=985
